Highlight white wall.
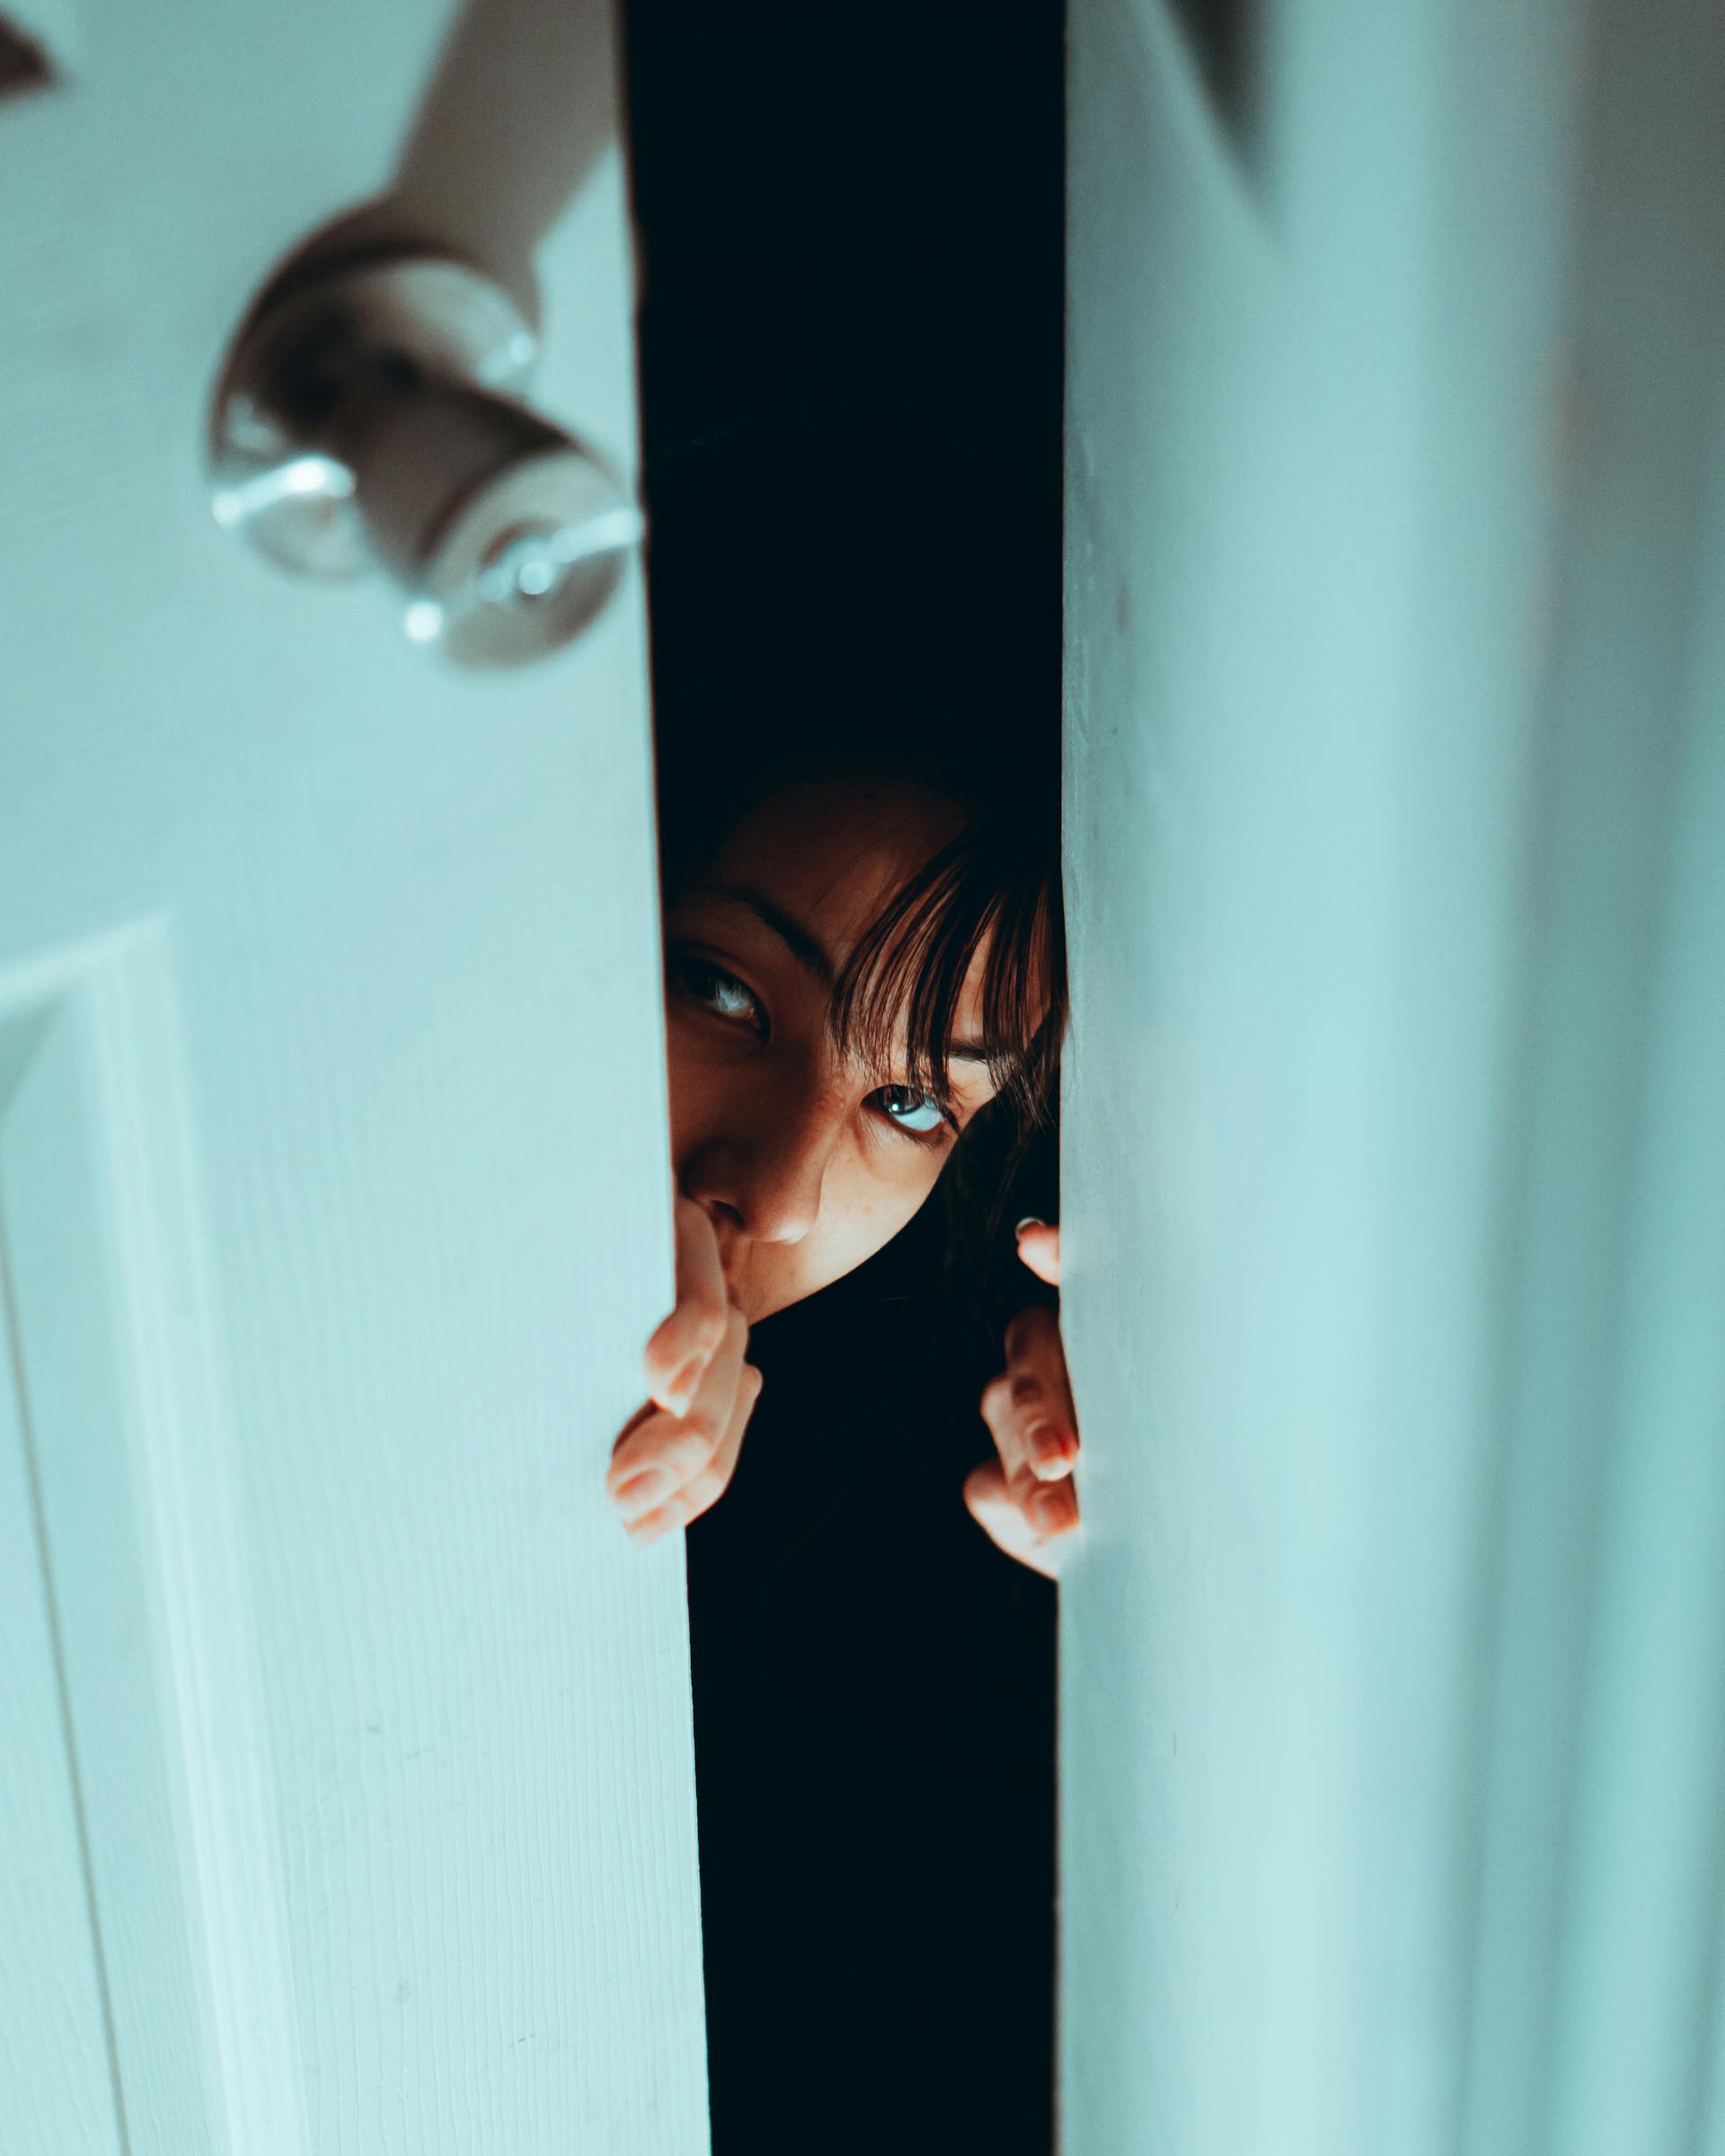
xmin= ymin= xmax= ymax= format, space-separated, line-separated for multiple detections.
xmin=1061 ymin=0 xmax=1725 ymax=2149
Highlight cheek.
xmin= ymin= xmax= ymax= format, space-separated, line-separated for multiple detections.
xmin=838 ymin=1136 xmax=949 ymax=1231
xmin=752 ymin=1142 xmax=947 ymax=1307
xmin=663 ymin=1013 xmax=725 ymax=1166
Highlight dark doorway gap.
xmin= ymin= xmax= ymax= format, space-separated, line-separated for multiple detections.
xmin=622 ymin=6 xmax=1066 ymax=2152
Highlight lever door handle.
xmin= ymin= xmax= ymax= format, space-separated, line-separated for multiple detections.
xmin=208 ymin=250 xmax=643 ymax=668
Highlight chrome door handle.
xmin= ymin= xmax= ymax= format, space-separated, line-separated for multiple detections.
xmin=208 ymin=249 xmax=642 ymax=668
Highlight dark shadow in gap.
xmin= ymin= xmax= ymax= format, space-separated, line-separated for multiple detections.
xmin=624 ymin=5 xmax=1066 ymax=2152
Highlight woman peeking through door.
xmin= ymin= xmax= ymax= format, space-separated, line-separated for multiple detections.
xmin=604 ymin=429 xmax=1081 ymax=1577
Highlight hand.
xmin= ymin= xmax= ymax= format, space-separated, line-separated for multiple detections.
xmin=606 ymin=1195 xmax=763 ymax=1548
xmin=963 ymin=1221 xmax=1080 ymax=1579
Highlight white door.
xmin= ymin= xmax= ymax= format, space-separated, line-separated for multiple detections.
xmin=1063 ymin=0 xmax=1725 ymax=2150
xmin=0 ymin=5 xmax=707 ymax=2153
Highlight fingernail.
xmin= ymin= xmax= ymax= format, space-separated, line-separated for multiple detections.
xmin=1027 ymin=1421 xmax=1065 ymax=1473
xmin=615 ymin=1465 xmax=674 ymax=1514
xmin=1015 ymin=1215 xmax=1048 ymax=1237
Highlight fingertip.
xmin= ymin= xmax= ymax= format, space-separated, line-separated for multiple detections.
xmin=1026 ymin=1420 xmax=1072 ymax=1480
xmin=648 ymin=1352 xmax=706 ymax=1419
xmin=612 ymin=1460 xmax=676 ymax=1514
xmin=1027 ymin=1482 xmax=1078 ymax=1535
xmin=641 ymin=1354 xmax=685 ymax=1417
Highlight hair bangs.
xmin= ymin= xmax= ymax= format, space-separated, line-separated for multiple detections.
xmin=829 ymin=826 xmax=1065 ymax=1128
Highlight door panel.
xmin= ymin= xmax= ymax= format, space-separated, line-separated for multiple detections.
xmin=0 ymin=988 xmax=214 ymax=2154
xmin=0 ymin=3 xmax=706 ymax=2151
xmin=0 ymin=1019 xmax=122 ymax=2156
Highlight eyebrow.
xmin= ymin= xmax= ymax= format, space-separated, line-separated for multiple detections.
xmin=695 ymin=882 xmax=836 ymax=987
xmin=686 ymin=881 xmax=1003 ymax=1068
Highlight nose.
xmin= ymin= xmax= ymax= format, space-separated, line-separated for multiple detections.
xmin=681 ymin=1089 xmax=838 ymax=1250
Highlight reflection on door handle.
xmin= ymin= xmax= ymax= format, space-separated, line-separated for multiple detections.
xmin=208 ymin=249 xmax=642 ymax=669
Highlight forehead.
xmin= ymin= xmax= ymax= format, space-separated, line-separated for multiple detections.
xmin=703 ymin=775 xmax=963 ymax=953
xmin=694 ymin=774 xmax=997 ymax=1055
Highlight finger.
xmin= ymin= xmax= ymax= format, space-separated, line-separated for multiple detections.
xmin=643 ymin=1195 xmax=730 ymax=1415
xmin=964 ymin=1461 xmax=1049 ymax=1573
xmin=1001 ymin=1304 xmax=1079 ymax=1481
xmin=613 ymin=1303 xmax=748 ymax=1507
xmin=625 ymin=1361 xmax=763 ymax=1547
xmin=974 ymin=1458 xmax=1083 ymax=1564
xmin=980 ymin=1371 xmax=1034 ymax=1486
xmin=962 ymin=1460 xmax=1079 ymax=1580
xmin=1015 ymin=1219 xmax=1061 ymax=1286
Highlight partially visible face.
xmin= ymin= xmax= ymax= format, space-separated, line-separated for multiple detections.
xmin=664 ymin=774 xmax=1003 ymax=1322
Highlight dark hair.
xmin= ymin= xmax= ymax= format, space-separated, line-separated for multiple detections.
xmin=644 ymin=423 xmax=1066 ymax=1165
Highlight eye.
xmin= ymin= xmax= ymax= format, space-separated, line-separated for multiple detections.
xmin=873 ymin=1084 xmax=953 ymax=1140
xmin=670 ymin=954 xmax=766 ymax=1034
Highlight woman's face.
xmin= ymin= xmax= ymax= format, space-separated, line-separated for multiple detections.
xmin=664 ymin=774 xmax=1002 ymax=1322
